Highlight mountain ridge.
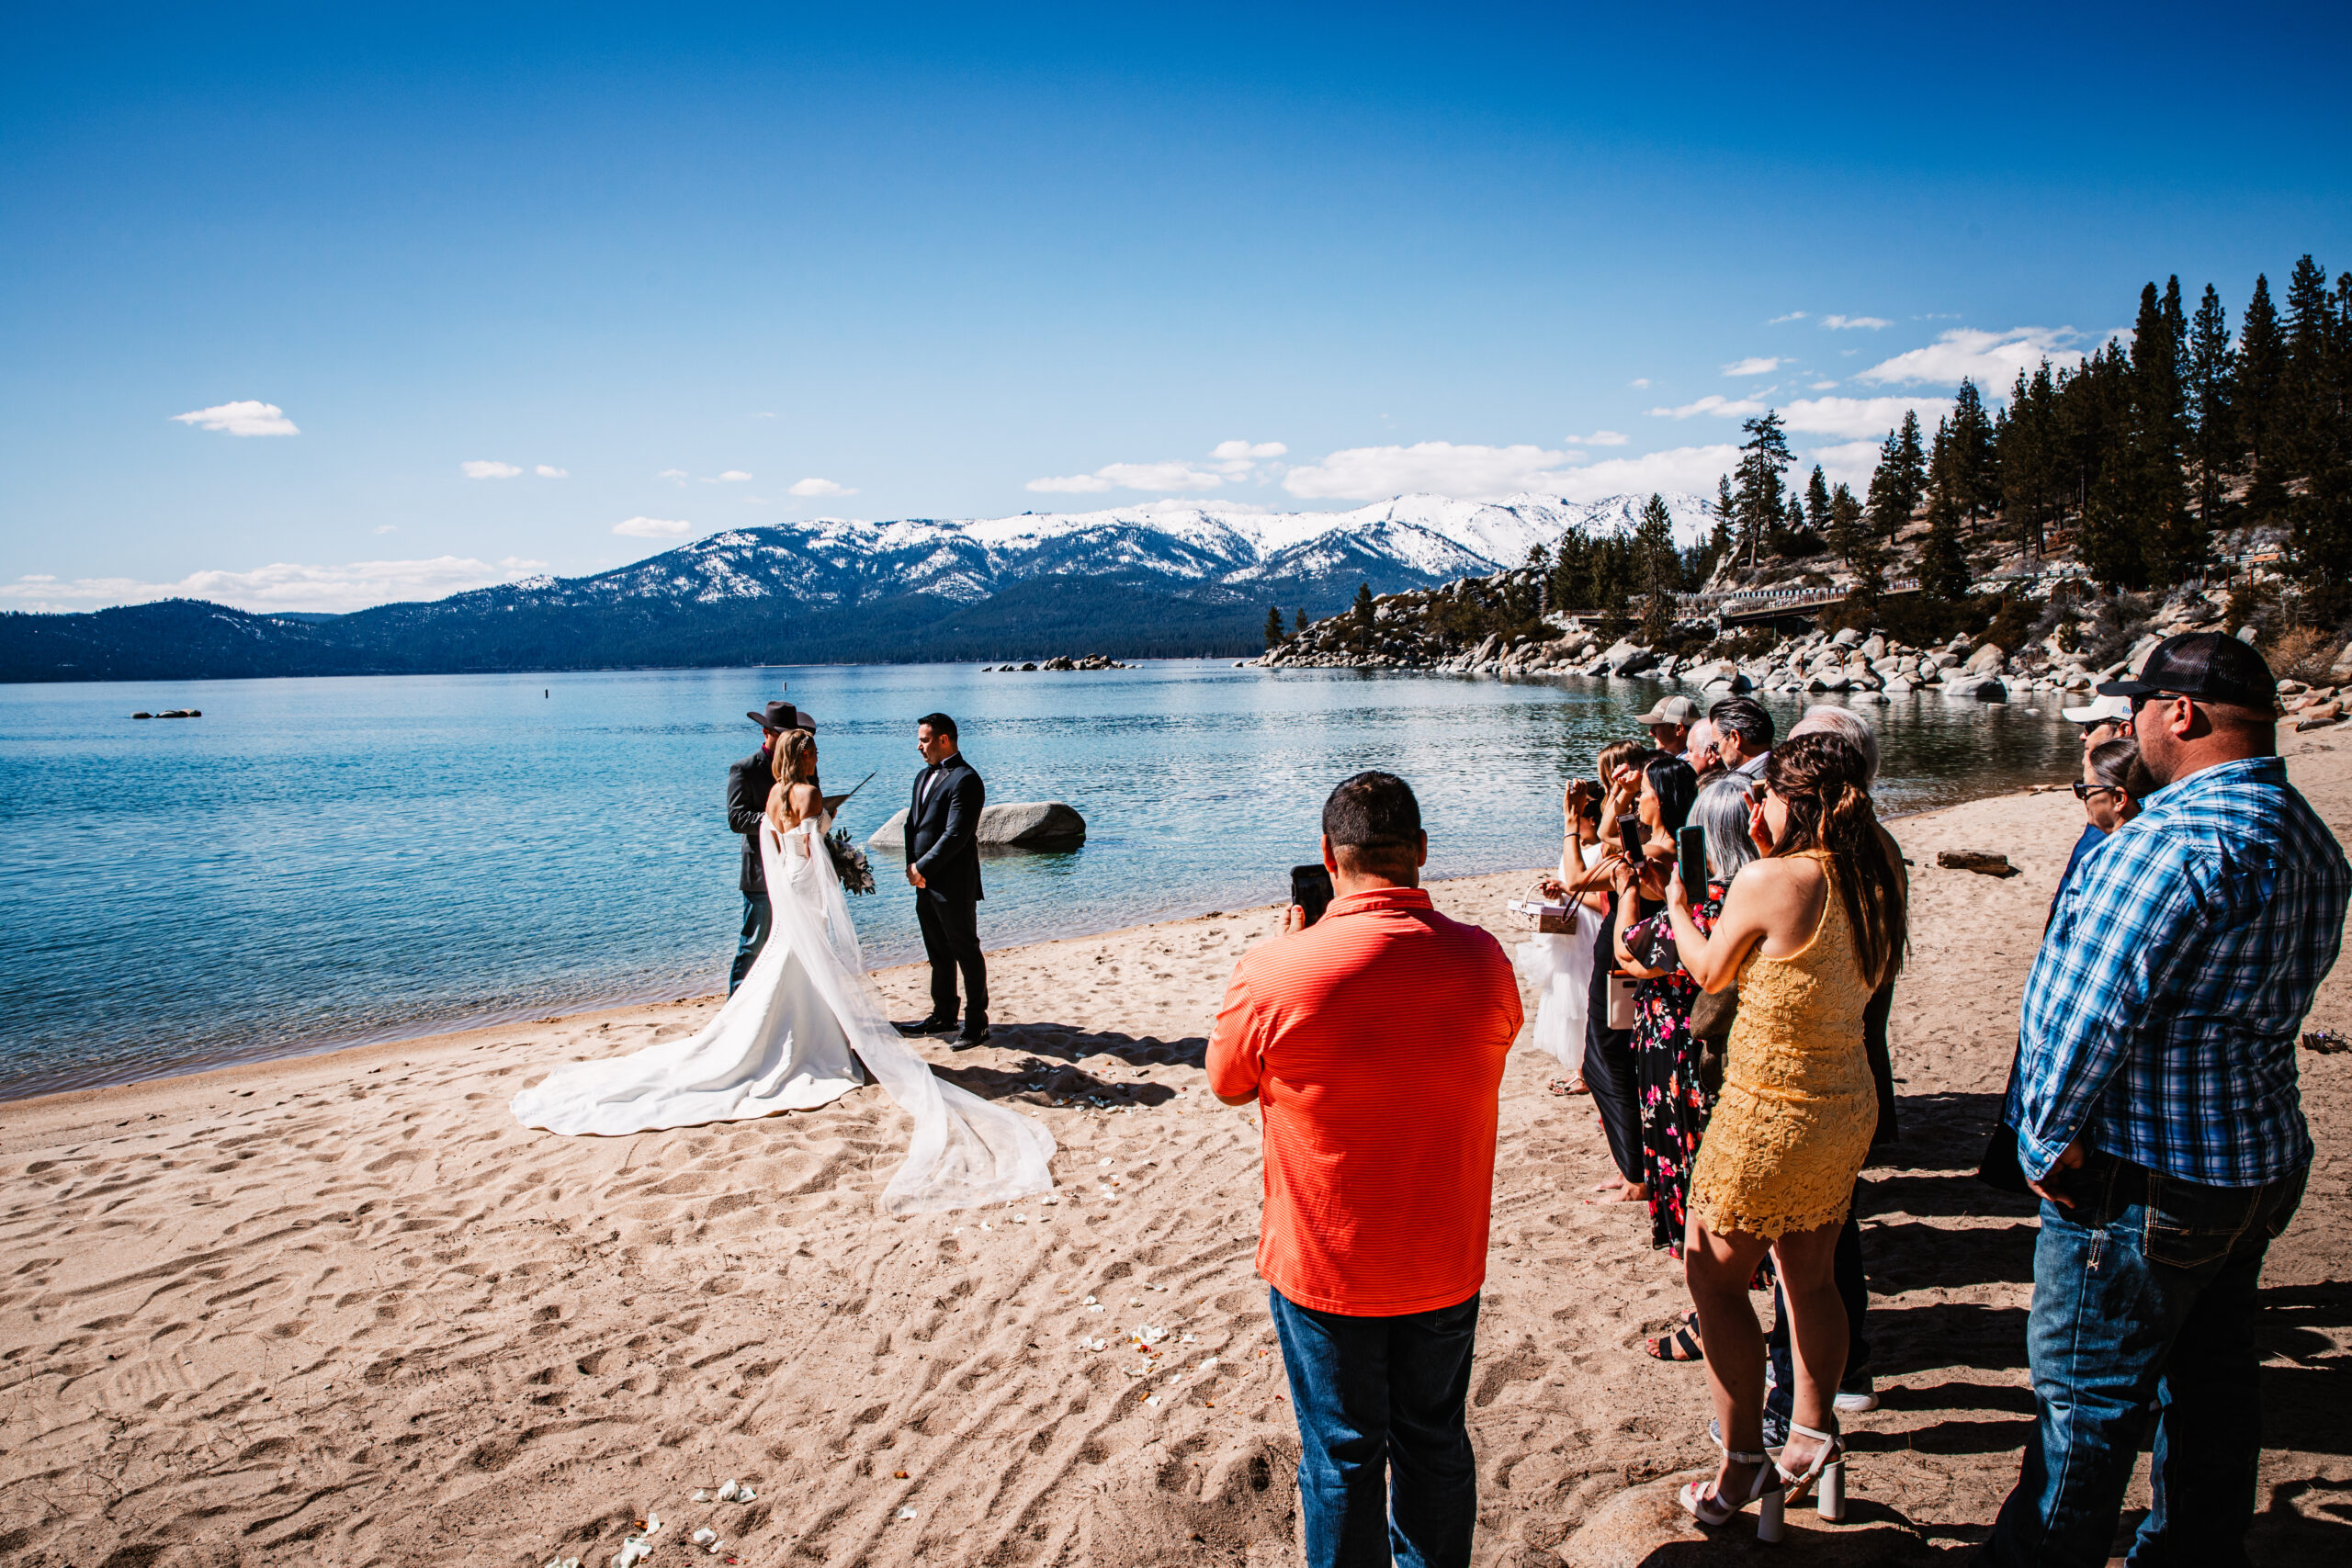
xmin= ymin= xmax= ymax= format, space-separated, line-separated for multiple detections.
xmin=0 ymin=491 xmax=1712 ymax=682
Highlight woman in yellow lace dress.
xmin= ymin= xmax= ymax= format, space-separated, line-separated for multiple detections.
xmin=1658 ymin=732 xmax=1909 ymax=1540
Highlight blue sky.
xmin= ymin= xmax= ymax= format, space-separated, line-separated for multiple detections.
xmin=4 ymin=2 xmax=2346 ymax=613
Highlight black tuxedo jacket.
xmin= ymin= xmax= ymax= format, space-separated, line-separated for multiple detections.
xmin=908 ymin=754 xmax=984 ymax=903
xmin=728 ymin=744 xmax=774 ymax=896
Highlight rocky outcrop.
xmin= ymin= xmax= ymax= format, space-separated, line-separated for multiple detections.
xmin=865 ymin=801 xmax=1088 ymax=852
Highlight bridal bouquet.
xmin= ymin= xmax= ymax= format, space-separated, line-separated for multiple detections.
xmin=827 ymin=827 xmax=877 ymax=895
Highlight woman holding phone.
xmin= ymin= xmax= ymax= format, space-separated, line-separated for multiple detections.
xmin=1657 ymin=733 xmax=1905 ymax=1537
xmin=1539 ymin=740 xmax=1650 ymax=1199
xmin=1607 ymin=754 xmax=1711 ymax=1262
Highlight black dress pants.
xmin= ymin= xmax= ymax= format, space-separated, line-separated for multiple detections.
xmin=916 ymin=888 xmax=988 ymax=1025
xmin=1581 ymin=910 xmax=1643 ymax=1185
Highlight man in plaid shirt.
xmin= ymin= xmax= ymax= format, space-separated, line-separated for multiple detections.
xmin=1985 ymin=633 xmax=2349 ymax=1567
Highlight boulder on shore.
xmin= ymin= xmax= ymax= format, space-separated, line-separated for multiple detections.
xmin=866 ymin=801 xmax=1087 ymax=852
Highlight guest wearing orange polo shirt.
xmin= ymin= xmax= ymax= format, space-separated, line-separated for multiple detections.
xmin=1208 ymin=772 xmax=1523 ymax=1568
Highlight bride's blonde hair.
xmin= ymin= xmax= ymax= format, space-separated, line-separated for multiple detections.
xmin=766 ymin=729 xmax=820 ymax=831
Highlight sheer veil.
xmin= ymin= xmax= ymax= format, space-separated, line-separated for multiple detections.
xmin=759 ymin=818 xmax=1057 ymax=1214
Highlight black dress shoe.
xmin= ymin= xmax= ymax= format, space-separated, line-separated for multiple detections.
xmin=897 ymin=1016 xmax=957 ymax=1035
xmin=953 ymin=1024 xmax=992 ymax=1047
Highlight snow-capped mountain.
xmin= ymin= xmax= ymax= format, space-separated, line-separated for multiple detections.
xmin=1 ymin=492 xmax=1720 ymax=681
xmin=412 ymin=492 xmax=1714 ymax=620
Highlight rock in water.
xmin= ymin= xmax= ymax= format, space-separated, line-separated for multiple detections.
xmin=977 ymin=802 xmax=1087 ymax=848
xmin=867 ymin=802 xmax=1086 ymax=851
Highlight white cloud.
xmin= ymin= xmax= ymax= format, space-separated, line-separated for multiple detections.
xmin=535 ymin=465 xmax=568 ymax=479
xmin=1211 ymin=439 xmax=1286 ymax=461
xmin=1855 ymin=327 xmax=2081 ymax=388
xmin=656 ymin=468 xmax=688 ymax=483
xmin=1564 ymin=430 xmax=1630 ymax=446
xmin=1810 ymin=380 xmax=1840 ymax=390
xmin=171 ymin=400 xmax=299 ymax=437
xmin=373 ymin=525 xmax=398 ymax=535
xmin=462 ymin=459 xmax=523 ymax=479
xmin=1628 ymin=378 xmax=1650 ymax=389
xmin=1723 ymin=356 xmax=1781 ymax=378
xmin=1769 ymin=312 xmax=1808 ymax=324
xmin=714 ymin=470 xmax=752 ymax=482
xmin=613 ymin=516 xmax=695 ymax=537
xmin=1649 ymin=394 xmax=1768 ymax=421
xmin=1782 ymin=396 xmax=1958 ymax=438
xmin=1807 ymin=440 xmax=1889 ymax=491
xmin=788 ymin=477 xmax=854 ymax=497
xmin=1821 ymin=315 xmax=1892 ymax=331
xmin=1281 ymin=442 xmax=1583 ymax=502
xmin=1546 ymin=445 xmax=1745 ymax=504
xmin=1 ymin=554 xmax=545 ymax=615
xmin=1027 ymin=457 xmax=1230 ymax=493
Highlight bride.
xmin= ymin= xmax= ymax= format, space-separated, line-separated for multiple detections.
xmin=511 ymin=727 xmax=1055 ymax=1214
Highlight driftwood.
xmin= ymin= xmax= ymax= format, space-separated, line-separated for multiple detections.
xmin=1936 ymin=850 xmax=2020 ymax=878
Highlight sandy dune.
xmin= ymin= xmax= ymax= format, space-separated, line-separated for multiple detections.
xmin=6 ymin=733 xmax=2349 ymax=1565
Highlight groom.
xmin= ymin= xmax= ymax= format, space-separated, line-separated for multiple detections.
xmin=899 ymin=712 xmax=989 ymax=1045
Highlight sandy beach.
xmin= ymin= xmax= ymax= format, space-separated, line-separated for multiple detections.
xmin=6 ymin=733 xmax=2349 ymax=1567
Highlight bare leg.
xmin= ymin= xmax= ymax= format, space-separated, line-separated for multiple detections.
xmin=1769 ymin=1221 xmax=1849 ymax=1477
xmin=1684 ymin=1215 xmax=1776 ymax=1503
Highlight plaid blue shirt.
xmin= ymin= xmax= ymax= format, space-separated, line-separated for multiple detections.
xmin=2013 ymin=755 xmax=2348 ymax=1187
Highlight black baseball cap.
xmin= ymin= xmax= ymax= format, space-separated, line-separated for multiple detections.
xmin=2098 ymin=632 xmax=2277 ymax=709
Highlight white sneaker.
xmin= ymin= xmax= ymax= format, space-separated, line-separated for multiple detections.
xmin=1833 ymin=1375 xmax=1878 ymax=1414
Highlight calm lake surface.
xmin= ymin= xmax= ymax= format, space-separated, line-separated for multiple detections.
xmin=0 ymin=661 xmax=2085 ymax=1098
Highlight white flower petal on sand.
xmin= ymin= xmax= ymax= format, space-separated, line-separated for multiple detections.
xmin=693 ymin=1529 xmax=718 ymax=1545
xmin=898 ymin=1506 xmax=919 ymax=1520
xmin=716 ymin=1480 xmax=741 ymax=1503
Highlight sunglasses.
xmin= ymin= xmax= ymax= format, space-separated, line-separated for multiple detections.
xmin=2072 ymin=781 xmax=2122 ymax=800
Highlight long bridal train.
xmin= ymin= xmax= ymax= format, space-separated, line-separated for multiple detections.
xmin=510 ymin=813 xmax=1054 ymax=1214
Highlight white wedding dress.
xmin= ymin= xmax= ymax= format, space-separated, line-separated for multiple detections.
xmin=510 ymin=812 xmax=1056 ymax=1214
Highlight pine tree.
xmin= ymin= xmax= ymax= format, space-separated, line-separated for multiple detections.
xmin=1829 ymin=482 xmax=1882 ymax=609
xmin=2282 ymin=256 xmax=2352 ymax=619
xmin=1293 ymin=607 xmax=1309 ymax=635
xmin=1262 ymin=605 xmax=1285 ymax=649
xmin=1804 ymin=466 xmax=1831 ymax=531
xmin=1713 ymin=476 xmax=1740 ymax=573
xmin=2186 ymin=283 xmax=2239 ymax=536
xmin=1948 ymin=378 xmax=1998 ymax=533
xmin=1999 ymin=360 xmax=2063 ymax=559
xmin=1351 ymin=581 xmax=1375 ymax=647
xmin=1919 ymin=462 xmax=1973 ymax=604
xmin=2131 ymin=277 xmax=2199 ymax=583
xmin=1864 ymin=412 xmax=1928 ymax=541
xmin=1635 ymin=493 xmax=1679 ymax=643
xmin=1735 ymin=411 xmax=1793 ymax=565
xmin=2239 ymin=273 xmax=2289 ymax=525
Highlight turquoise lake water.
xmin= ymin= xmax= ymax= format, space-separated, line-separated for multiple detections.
xmin=0 ymin=660 xmax=2086 ymax=1098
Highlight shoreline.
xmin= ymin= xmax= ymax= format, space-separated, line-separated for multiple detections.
xmin=4 ymin=733 xmax=2083 ymax=1109
xmin=4 ymin=726 xmax=2346 ymax=1562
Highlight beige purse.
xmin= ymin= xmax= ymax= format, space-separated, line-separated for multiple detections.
xmin=1606 ymin=975 xmax=1638 ymax=1031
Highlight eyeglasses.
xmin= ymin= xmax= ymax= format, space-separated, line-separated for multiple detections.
xmin=2129 ymin=690 xmax=2190 ymax=713
xmin=2072 ymin=781 xmax=2122 ymax=800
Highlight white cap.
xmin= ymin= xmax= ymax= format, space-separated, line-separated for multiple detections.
xmin=2061 ymin=694 xmax=2133 ymax=726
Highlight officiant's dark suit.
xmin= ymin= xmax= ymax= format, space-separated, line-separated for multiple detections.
xmin=906 ymin=719 xmax=989 ymax=1043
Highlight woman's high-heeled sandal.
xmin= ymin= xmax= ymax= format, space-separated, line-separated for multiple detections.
xmin=1677 ymin=1420 xmax=1787 ymax=1540
xmin=1772 ymin=1418 xmax=1847 ymax=1523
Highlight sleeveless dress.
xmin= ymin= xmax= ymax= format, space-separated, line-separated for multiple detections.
xmin=1686 ymin=851 xmax=1875 ymax=1242
xmin=511 ymin=812 xmax=1056 ymax=1214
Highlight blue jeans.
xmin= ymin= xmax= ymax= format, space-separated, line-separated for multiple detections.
xmin=1985 ymin=1153 xmax=2306 ymax=1568
xmin=728 ymin=892 xmax=771 ymax=995
xmin=1268 ymin=1287 xmax=1480 ymax=1568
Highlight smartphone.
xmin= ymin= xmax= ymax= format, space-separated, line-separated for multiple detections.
xmin=1618 ymin=818 xmax=1645 ymax=864
xmin=1677 ymin=823 xmax=1709 ymax=898
xmin=1290 ymin=863 xmax=1336 ymax=927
